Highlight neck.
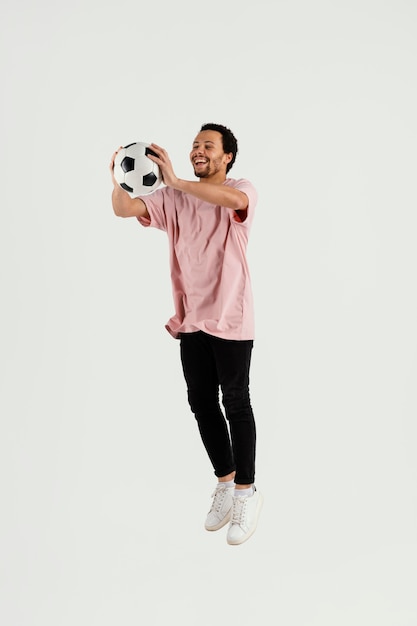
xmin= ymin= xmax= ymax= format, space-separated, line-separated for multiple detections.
xmin=199 ymin=171 xmax=227 ymax=185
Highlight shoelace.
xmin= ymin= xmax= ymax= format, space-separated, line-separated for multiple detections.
xmin=230 ymin=496 xmax=247 ymax=525
xmin=209 ymin=486 xmax=227 ymax=513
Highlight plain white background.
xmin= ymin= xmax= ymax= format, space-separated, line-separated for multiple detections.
xmin=1 ymin=1 xmax=416 ymax=624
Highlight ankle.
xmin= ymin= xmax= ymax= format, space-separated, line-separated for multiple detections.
xmin=234 ymin=485 xmax=254 ymax=498
xmin=218 ymin=479 xmax=234 ymax=488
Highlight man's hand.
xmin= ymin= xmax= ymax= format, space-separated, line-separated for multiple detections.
xmin=110 ymin=147 xmax=149 ymax=219
xmin=109 ymin=146 xmax=123 ymax=186
xmin=146 ymin=143 xmax=179 ymax=189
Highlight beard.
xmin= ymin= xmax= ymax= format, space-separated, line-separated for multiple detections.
xmin=194 ymin=166 xmax=210 ymax=178
xmin=193 ymin=158 xmax=222 ymax=179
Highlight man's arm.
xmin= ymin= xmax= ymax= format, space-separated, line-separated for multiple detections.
xmin=147 ymin=144 xmax=249 ymax=212
xmin=171 ymin=179 xmax=248 ymax=211
xmin=111 ymin=183 xmax=149 ymax=219
xmin=110 ymin=149 xmax=150 ymax=219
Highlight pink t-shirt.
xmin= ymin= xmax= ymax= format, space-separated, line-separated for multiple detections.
xmin=138 ymin=178 xmax=257 ymax=340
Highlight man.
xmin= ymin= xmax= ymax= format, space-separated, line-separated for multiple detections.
xmin=110 ymin=123 xmax=262 ymax=545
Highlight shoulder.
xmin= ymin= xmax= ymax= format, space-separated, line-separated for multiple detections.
xmin=225 ymin=178 xmax=258 ymax=205
xmin=224 ymin=178 xmax=257 ymax=192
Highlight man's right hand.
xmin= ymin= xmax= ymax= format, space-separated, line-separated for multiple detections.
xmin=110 ymin=147 xmax=149 ymax=219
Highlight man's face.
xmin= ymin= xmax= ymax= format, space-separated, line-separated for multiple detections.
xmin=190 ymin=130 xmax=232 ymax=179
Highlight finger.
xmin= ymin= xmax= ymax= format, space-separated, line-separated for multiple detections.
xmin=110 ymin=146 xmax=123 ymax=168
xmin=146 ymin=149 xmax=162 ymax=163
xmin=149 ymin=143 xmax=165 ymax=154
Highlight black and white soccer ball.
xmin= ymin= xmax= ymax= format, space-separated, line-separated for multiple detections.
xmin=113 ymin=142 xmax=162 ymax=196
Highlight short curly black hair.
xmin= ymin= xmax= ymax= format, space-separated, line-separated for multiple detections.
xmin=200 ymin=123 xmax=238 ymax=173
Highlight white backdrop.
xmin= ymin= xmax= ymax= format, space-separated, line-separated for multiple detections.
xmin=1 ymin=1 xmax=417 ymax=624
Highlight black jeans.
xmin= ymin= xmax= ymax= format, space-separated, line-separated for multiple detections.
xmin=180 ymin=331 xmax=256 ymax=485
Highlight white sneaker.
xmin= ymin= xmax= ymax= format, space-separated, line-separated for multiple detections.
xmin=205 ymin=483 xmax=234 ymax=531
xmin=226 ymin=488 xmax=263 ymax=545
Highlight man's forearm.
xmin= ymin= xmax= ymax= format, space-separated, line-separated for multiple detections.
xmin=112 ymin=185 xmax=148 ymax=218
xmin=172 ymin=179 xmax=248 ymax=211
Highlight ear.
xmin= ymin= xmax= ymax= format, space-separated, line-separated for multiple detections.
xmin=224 ymin=152 xmax=233 ymax=164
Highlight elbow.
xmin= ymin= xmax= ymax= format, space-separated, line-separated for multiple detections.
xmin=233 ymin=199 xmax=248 ymax=213
xmin=112 ymin=188 xmax=129 ymax=217
xmin=236 ymin=200 xmax=248 ymax=212
xmin=233 ymin=191 xmax=249 ymax=212
xmin=113 ymin=206 xmax=126 ymax=218
xmin=112 ymin=198 xmax=130 ymax=218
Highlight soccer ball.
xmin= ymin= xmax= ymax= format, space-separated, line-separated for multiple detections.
xmin=113 ymin=142 xmax=162 ymax=196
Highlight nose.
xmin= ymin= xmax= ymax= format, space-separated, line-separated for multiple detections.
xmin=191 ymin=149 xmax=203 ymax=162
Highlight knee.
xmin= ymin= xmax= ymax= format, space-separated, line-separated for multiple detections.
xmin=187 ymin=389 xmax=220 ymax=416
xmin=222 ymin=389 xmax=252 ymax=417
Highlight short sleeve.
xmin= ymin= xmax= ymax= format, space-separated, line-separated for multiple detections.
xmin=226 ymin=179 xmax=257 ymax=227
xmin=136 ymin=187 xmax=169 ymax=231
